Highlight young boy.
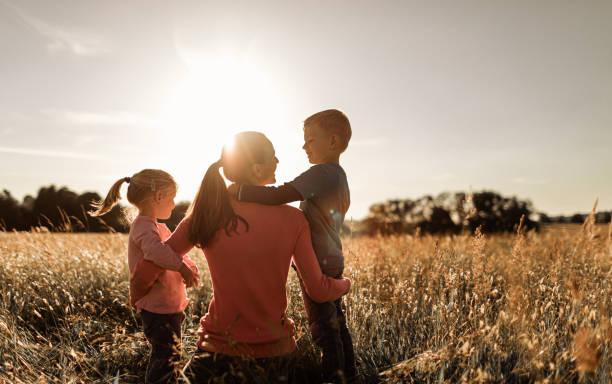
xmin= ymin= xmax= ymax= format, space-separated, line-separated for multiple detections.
xmin=231 ymin=109 xmax=355 ymax=383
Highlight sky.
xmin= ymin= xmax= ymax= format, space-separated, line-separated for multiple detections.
xmin=0 ymin=0 xmax=611 ymax=220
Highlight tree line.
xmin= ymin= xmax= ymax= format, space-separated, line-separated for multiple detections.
xmin=0 ymin=186 xmax=188 ymax=233
xmin=360 ymin=191 xmax=611 ymax=236
xmin=0 ymin=185 xmax=609 ymax=234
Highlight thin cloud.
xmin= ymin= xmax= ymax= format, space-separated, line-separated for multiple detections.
xmin=73 ymin=135 xmax=99 ymax=147
xmin=512 ymin=177 xmax=549 ymax=185
xmin=0 ymin=146 xmax=101 ymax=160
xmin=430 ymin=173 xmax=455 ymax=182
xmin=43 ymin=109 xmax=158 ymax=127
xmin=351 ymin=138 xmax=387 ymax=148
xmin=1 ymin=127 xmax=15 ymax=135
xmin=2 ymin=0 xmax=111 ymax=56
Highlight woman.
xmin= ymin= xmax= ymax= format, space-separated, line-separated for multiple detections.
xmin=165 ymin=132 xmax=351 ymax=382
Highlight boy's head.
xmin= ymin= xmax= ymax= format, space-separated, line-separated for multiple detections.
xmin=302 ymin=109 xmax=352 ymax=164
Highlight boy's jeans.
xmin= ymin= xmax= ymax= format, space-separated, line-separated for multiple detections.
xmin=298 ymin=271 xmax=356 ymax=383
xmin=140 ymin=310 xmax=185 ymax=384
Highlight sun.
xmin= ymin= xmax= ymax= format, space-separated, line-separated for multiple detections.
xmin=158 ymin=52 xmax=286 ymax=198
xmin=162 ymin=55 xmax=283 ymax=141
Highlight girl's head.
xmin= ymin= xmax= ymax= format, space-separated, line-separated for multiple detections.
xmin=90 ymin=169 xmax=177 ymax=220
xmin=187 ymin=131 xmax=278 ymax=248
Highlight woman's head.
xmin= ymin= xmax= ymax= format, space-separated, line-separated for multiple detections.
xmin=221 ymin=131 xmax=278 ymax=186
xmin=90 ymin=169 xmax=177 ymax=218
xmin=186 ymin=131 xmax=277 ymax=248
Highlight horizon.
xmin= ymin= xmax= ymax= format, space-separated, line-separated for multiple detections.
xmin=1 ymin=0 xmax=611 ymax=220
xmin=2 ymin=183 xmax=608 ymax=220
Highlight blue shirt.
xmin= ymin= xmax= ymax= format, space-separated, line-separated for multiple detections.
xmin=289 ymin=163 xmax=350 ymax=273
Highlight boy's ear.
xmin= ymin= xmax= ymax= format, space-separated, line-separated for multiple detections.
xmin=330 ymin=134 xmax=340 ymax=150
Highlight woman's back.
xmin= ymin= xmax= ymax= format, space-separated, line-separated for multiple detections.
xmin=167 ymin=199 xmax=349 ymax=358
xmin=203 ymin=201 xmax=304 ymax=350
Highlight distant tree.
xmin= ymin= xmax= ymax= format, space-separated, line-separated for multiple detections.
xmin=363 ymin=190 xmax=538 ymax=236
xmin=595 ymin=211 xmax=611 ymax=224
xmin=415 ymin=206 xmax=459 ymax=234
xmin=570 ymin=214 xmax=586 ymax=224
xmin=31 ymin=186 xmax=76 ymax=230
xmin=363 ymin=199 xmax=419 ymax=236
xmin=550 ymin=215 xmax=569 ymax=223
xmin=0 ymin=185 xmax=129 ymax=232
xmin=76 ymin=192 xmax=102 ymax=231
xmin=537 ymin=213 xmax=552 ymax=223
xmin=0 ymin=190 xmax=24 ymax=230
xmin=160 ymin=201 xmax=190 ymax=231
xmin=466 ymin=191 xmax=537 ymax=233
xmin=75 ymin=191 xmax=129 ymax=232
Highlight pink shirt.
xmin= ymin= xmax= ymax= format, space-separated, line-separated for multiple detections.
xmin=165 ymin=201 xmax=351 ymax=358
xmin=128 ymin=215 xmax=194 ymax=314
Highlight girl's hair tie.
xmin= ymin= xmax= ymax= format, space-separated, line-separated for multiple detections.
xmin=124 ymin=177 xmax=131 ymax=183
xmin=151 ymin=180 xmax=156 ymax=192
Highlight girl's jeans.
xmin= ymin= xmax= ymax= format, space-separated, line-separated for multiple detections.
xmin=140 ymin=310 xmax=185 ymax=384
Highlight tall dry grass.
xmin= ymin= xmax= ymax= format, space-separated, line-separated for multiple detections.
xmin=1 ymin=222 xmax=611 ymax=383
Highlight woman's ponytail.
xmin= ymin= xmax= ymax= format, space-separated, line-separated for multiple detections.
xmin=89 ymin=177 xmax=130 ymax=217
xmin=186 ymin=160 xmax=247 ymax=248
xmin=186 ymin=132 xmax=272 ymax=248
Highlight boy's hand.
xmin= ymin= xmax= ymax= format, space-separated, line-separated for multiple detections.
xmin=227 ymin=183 xmax=240 ymax=198
xmin=179 ymin=261 xmax=200 ymax=288
xmin=341 ymin=277 xmax=351 ymax=295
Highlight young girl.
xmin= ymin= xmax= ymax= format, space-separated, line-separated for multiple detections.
xmin=90 ymin=169 xmax=199 ymax=384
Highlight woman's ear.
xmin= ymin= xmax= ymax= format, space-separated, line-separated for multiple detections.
xmin=251 ymin=163 xmax=263 ymax=179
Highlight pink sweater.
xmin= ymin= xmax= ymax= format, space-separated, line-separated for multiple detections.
xmin=164 ymin=201 xmax=351 ymax=358
xmin=128 ymin=215 xmax=196 ymax=314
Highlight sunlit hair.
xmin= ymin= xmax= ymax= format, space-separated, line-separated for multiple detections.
xmin=304 ymin=109 xmax=352 ymax=152
xmin=89 ymin=169 xmax=177 ymax=217
xmin=186 ymin=131 xmax=273 ymax=248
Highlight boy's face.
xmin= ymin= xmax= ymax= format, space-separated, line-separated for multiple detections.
xmin=302 ymin=123 xmax=337 ymax=164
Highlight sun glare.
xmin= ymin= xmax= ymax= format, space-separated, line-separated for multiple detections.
xmin=162 ymin=57 xmax=281 ymax=138
xmin=159 ymin=51 xmax=286 ymax=199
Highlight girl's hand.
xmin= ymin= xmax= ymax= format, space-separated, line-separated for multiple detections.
xmin=179 ymin=262 xmax=200 ymax=288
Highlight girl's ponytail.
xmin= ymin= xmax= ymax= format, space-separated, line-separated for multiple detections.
xmin=186 ymin=160 xmax=247 ymax=248
xmin=89 ymin=177 xmax=130 ymax=217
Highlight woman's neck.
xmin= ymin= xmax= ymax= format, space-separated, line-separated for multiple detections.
xmin=236 ymin=176 xmax=266 ymax=187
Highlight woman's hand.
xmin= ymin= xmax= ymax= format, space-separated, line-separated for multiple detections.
xmin=179 ymin=261 xmax=200 ymax=288
xmin=340 ymin=277 xmax=351 ymax=295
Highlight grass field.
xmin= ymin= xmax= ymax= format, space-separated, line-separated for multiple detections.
xmin=1 ymin=221 xmax=611 ymax=383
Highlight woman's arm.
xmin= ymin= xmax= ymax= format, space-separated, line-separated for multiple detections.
xmin=164 ymin=218 xmax=200 ymax=286
xmin=165 ymin=218 xmax=195 ymax=256
xmin=136 ymin=221 xmax=183 ymax=271
xmin=291 ymin=221 xmax=350 ymax=303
